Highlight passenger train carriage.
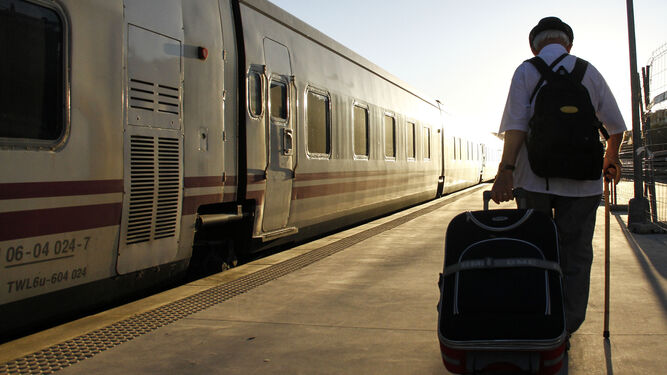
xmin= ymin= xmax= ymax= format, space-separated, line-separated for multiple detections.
xmin=0 ymin=0 xmax=500 ymax=338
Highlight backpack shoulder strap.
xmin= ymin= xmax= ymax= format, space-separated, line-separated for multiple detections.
xmin=526 ymin=56 xmax=552 ymax=77
xmin=570 ymin=57 xmax=589 ymax=83
xmin=527 ymin=53 xmax=569 ymax=103
xmin=567 ymin=58 xmax=610 ymax=140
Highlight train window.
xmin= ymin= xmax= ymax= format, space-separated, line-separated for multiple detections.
xmin=353 ymin=104 xmax=369 ymax=157
xmin=269 ymin=79 xmax=288 ymax=121
xmin=423 ymin=126 xmax=431 ymax=159
xmin=407 ymin=122 xmax=415 ymax=159
xmin=247 ymin=69 xmax=263 ymax=118
xmin=384 ymin=114 xmax=395 ymax=158
xmin=306 ymin=89 xmax=331 ymax=156
xmin=452 ymin=137 xmax=457 ymax=160
xmin=458 ymin=138 xmax=462 ymax=160
xmin=1 ymin=0 xmax=67 ymax=148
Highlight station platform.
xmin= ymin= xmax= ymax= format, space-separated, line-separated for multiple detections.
xmin=1 ymin=185 xmax=666 ymax=374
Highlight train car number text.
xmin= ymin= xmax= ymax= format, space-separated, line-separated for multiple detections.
xmin=3 ymin=237 xmax=91 ymax=265
xmin=6 ymin=267 xmax=88 ymax=294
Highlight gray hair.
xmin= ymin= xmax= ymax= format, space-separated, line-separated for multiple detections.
xmin=532 ymin=30 xmax=571 ymax=50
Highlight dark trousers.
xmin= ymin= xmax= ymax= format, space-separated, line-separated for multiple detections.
xmin=516 ymin=189 xmax=601 ymax=333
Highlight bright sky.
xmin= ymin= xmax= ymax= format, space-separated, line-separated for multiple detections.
xmin=269 ymin=0 xmax=667 ymax=134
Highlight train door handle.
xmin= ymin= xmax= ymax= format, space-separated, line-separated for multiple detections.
xmin=283 ymin=128 xmax=293 ymax=156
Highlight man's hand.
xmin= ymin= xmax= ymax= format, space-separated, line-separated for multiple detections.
xmin=603 ymin=154 xmax=621 ymax=185
xmin=490 ymin=130 xmax=526 ymax=204
xmin=491 ymin=169 xmax=514 ymax=204
xmin=603 ymin=132 xmax=623 ymax=185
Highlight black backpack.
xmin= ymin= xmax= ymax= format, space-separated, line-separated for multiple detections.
xmin=526 ymin=53 xmax=609 ymax=188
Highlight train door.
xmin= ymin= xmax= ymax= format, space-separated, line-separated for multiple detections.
xmin=480 ymin=144 xmax=487 ymax=182
xmin=436 ymin=102 xmax=446 ymax=197
xmin=261 ymin=38 xmax=296 ymax=236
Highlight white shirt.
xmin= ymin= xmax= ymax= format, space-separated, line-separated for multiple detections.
xmin=499 ymin=44 xmax=627 ymax=196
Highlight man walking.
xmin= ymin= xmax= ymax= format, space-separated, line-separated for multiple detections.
xmin=490 ymin=16 xmax=626 ymax=335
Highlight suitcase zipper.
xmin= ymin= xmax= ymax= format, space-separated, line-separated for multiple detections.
xmin=465 ymin=209 xmax=534 ymax=232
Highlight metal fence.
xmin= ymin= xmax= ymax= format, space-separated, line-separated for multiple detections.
xmin=612 ymin=43 xmax=667 ymax=231
xmin=646 ymin=43 xmax=667 ymax=112
xmin=615 ymin=145 xmax=667 ymax=230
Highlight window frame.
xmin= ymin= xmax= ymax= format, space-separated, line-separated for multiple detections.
xmin=268 ymin=75 xmax=289 ymax=124
xmin=383 ymin=112 xmax=396 ymax=160
xmin=305 ymin=85 xmax=332 ymax=159
xmin=458 ymin=138 xmax=462 ymax=160
xmin=423 ymin=125 xmax=431 ymax=160
xmin=352 ymin=101 xmax=370 ymax=160
xmin=452 ymin=137 xmax=457 ymax=160
xmin=246 ymin=65 xmax=265 ymax=119
xmin=0 ymin=0 xmax=71 ymax=151
xmin=406 ymin=121 xmax=416 ymax=161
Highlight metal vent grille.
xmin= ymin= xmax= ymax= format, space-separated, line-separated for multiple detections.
xmin=126 ymin=135 xmax=181 ymax=245
xmin=0 ymin=189 xmax=473 ymax=374
xmin=155 ymin=138 xmax=180 ymax=239
xmin=129 ymin=79 xmax=180 ymax=115
xmin=127 ymin=135 xmax=155 ymax=244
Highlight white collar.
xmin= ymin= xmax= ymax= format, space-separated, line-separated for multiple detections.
xmin=538 ymin=44 xmax=569 ymax=62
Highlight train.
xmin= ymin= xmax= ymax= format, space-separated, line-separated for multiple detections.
xmin=0 ymin=0 xmax=501 ymax=339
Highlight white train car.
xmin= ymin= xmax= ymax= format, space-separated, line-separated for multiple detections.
xmin=0 ymin=0 xmax=495 ymax=339
xmin=238 ymin=0 xmax=443 ymax=244
xmin=480 ymin=133 xmax=503 ymax=182
xmin=0 ymin=0 xmax=228 ymax=338
xmin=441 ymin=127 xmax=502 ymax=193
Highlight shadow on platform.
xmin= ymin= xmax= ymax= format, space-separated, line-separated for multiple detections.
xmin=615 ymin=214 xmax=667 ymax=320
xmin=604 ymin=338 xmax=613 ymax=375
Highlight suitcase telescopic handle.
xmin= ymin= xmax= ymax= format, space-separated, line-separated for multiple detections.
xmin=483 ymin=189 xmax=523 ymax=211
xmin=483 ymin=191 xmax=492 ymax=211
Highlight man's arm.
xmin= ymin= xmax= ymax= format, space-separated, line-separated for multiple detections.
xmin=490 ymin=130 xmax=526 ymax=204
xmin=603 ymin=132 xmax=623 ymax=184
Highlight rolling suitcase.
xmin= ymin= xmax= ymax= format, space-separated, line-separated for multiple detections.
xmin=437 ymin=191 xmax=567 ymax=374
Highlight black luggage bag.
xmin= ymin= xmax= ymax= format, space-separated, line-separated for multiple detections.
xmin=437 ymin=191 xmax=567 ymax=374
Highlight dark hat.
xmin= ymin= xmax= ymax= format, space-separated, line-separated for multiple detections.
xmin=529 ymin=17 xmax=574 ymax=44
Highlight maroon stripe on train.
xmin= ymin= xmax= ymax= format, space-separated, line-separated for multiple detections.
xmin=182 ymin=194 xmax=223 ymax=216
xmin=0 ymin=203 xmax=122 ymax=241
xmin=183 ymin=175 xmax=240 ymax=188
xmin=246 ymin=190 xmax=264 ymax=204
xmin=181 ymin=192 xmax=239 ymax=216
xmin=224 ymin=175 xmax=238 ymax=186
xmin=183 ymin=176 xmax=225 ymax=188
xmin=294 ymin=170 xmax=390 ymax=181
xmin=0 ymin=180 xmax=123 ymax=200
xmin=293 ymin=176 xmax=435 ymax=200
xmin=247 ymin=173 xmax=266 ymax=184
xmin=223 ymin=192 xmax=236 ymax=203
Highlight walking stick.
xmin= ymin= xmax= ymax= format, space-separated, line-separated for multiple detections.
xmin=603 ymin=177 xmax=611 ymax=338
